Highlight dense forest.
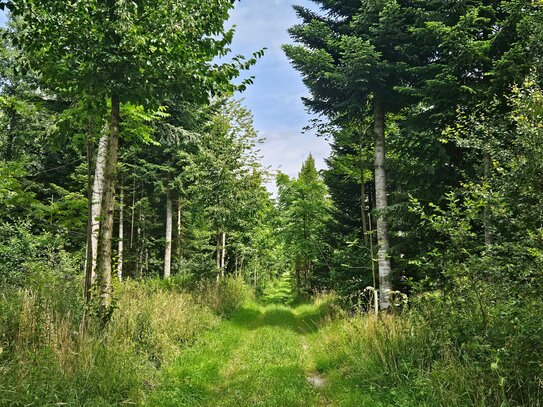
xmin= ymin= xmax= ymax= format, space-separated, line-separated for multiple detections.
xmin=0 ymin=0 xmax=542 ymax=406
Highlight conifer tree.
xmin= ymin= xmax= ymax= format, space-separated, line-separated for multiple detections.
xmin=284 ymin=0 xmax=427 ymax=307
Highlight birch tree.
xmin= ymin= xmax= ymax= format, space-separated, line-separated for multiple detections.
xmin=14 ymin=0 xmax=257 ymax=319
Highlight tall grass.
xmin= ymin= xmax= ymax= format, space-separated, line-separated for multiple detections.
xmin=312 ymin=307 xmax=541 ymax=407
xmin=0 ymin=272 xmax=251 ymax=406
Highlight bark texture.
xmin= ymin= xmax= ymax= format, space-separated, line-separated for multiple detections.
xmin=373 ymin=94 xmax=392 ymax=310
xmin=163 ymin=193 xmax=173 ymax=279
xmin=359 ymin=137 xmax=368 ymax=245
xmin=117 ymin=185 xmax=124 ymax=281
xmin=96 ymin=95 xmax=120 ymax=320
xmin=84 ymin=117 xmax=95 ymax=304
xmin=89 ymin=130 xmax=108 ymax=288
xmin=176 ymin=199 xmax=183 ymax=258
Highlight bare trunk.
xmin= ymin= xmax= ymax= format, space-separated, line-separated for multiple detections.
xmin=84 ymin=117 xmax=94 ymax=305
xmin=117 ymin=185 xmax=124 ymax=281
xmin=374 ymin=94 xmax=392 ymax=310
xmin=89 ymin=130 xmax=109 ymax=288
xmin=96 ymin=95 xmax=120 ymax=320
xmin=359 ymin=136 xmax=369 ymax=245
xmin=484 ymin=151 xmax=494 ymax=246
xmin=164 ymin=193 xmax=173 ymax=279
xmin=216 ymin=233 xmax=221 ymax=281
xmin=130 ymin=178 xmax=136 ymax=248
xmin=137 ymin=194 xmax=144 ymax=278
xmin=176 ymin=199 xmax=182 ymax=259
xmin=220 ymin=232 xmax=226 ymax=278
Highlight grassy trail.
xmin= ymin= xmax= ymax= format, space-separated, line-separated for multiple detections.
xmin=146 ymin=271 xmax=377 ymax=407
xmin=146 ymin=299 xmax=338 ymax=407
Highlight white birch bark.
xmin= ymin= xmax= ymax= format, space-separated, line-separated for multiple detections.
xmin=117 ymin=187 xmax=124 ymax=281
xmin=96 ymin=95 xmax=120 ymax=317
xmin=374 ymin=94 xmax=392 ymax=310
xmin=220 ymin=232 xmax=226 ymax=279
xmin=89 ymin=130 xmax=108 ymax=286
xmin=164 ymin=193 xmax=173 ymax=279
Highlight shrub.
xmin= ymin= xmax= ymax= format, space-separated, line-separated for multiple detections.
xmin=195 ymin=277 xmax=253 ymax=317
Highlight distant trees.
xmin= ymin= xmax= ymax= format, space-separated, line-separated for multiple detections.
xmin=277 ymin=155 xmax=330 ymax=294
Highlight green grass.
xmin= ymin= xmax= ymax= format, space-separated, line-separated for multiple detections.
xmin=261 ymin=271 xmax=295 ymax=304
xmin=147 ymin=302 xmax=324 ymax=407
xmin=147 ymin=274 xmax=375 ymax=406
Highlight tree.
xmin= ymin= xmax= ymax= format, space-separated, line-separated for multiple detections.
xmin=190 ymin=99 xmax=262 ymax=280
xmin=284 ymin=0 xmax=429 ymax=308
xmin=13 ymin=0 xmax=256 ymax=319
xmin=277 ymin=155 xmax=330 ymax=294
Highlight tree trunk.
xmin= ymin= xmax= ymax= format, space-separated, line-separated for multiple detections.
xmin=89 ymin=129 xmax=108 ymax=289
xmin=176 ymin=199 xmax=183 ymax=259
xmin=137 ymin=192 xmax=144 ymax=278
xmin=216 ymin=233 xmax=222 ymax=281
xmin=117 ymin=185 xmax=124 ymax=281
xmin=164 ymin=193 xmax=173 ymax=279
xmin=483 ymin=151 xmax=494 ymax=246
xmin=220 ymin=232 xmax=226 ymax=278
xmin=84 ymin=117 xmax=95 ymax=305
xmin=130 ymin=178 xmax=136 ymax=248
xmin=96 ymin=95 xmax=120 ymax=321
xmin=359 ymin=135 xmax=369 ymax=245
xmin=373 ymin=94 xmax=392 ymax=310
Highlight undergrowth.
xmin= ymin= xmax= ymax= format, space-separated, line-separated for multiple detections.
xmin=312 ymin=303 xmax=542 ymax=407
xmin=0 ymin=269 xmax=251 ymax=406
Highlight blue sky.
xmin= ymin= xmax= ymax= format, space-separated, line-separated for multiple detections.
xmin=226 ymin=0 xmax=330 ymax=191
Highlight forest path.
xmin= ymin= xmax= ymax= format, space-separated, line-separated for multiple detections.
xmin=145 ymin=300 xmax=336 ymax=407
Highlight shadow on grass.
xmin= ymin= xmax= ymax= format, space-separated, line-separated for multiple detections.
xmin=231 ymin=302 xmax=334 ymax=334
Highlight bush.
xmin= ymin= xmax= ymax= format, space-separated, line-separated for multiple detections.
xmin=194 ymin=277 xmax=253 ymax=317
xmin=313 ymin=291 xmax=542 ymax=407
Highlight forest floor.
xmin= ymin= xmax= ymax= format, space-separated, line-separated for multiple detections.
xmin=146 ymin=274 xmax=379 ymax=407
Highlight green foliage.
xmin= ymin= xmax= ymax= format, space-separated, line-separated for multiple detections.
xmin=0 ymin=276 xmax=231 ymax=406
xmin=0 ymin=222 xmax=76 ymax=286
xmin=195 ymin=278 xmax=254 ymax=317
xmin=277 ymin=155 xmax=331 ymax=292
